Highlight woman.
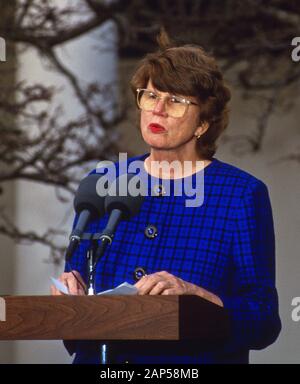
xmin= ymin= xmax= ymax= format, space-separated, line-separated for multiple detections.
xmin=51 ymin=34 xmax=281 ymax=364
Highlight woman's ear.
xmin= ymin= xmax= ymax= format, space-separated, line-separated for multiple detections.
xmin=195 ymin=121 xmax=209 ymax=138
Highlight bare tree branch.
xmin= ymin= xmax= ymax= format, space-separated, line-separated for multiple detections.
xmin=1 ymin=0 xmax=300 ymax=260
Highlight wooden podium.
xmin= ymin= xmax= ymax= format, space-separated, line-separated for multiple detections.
xmin=0 ymin=295 xmax=229 ymax=343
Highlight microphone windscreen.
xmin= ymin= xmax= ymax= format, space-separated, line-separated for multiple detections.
xmin=74 ymin=174 xmax=106 ymax=218
xmin=105 ymin=174 xmax=145 ymax=219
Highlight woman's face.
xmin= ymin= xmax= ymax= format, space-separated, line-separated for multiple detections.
xmin=140 ymin=80 xmax=205 ymax=154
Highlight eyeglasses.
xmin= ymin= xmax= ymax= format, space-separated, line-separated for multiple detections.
xmin=136 ymin=88 xmax=198 ymax=118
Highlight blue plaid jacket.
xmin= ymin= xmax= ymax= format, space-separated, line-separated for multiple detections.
xmin=66 ymin=153 xmax=281 ymax=364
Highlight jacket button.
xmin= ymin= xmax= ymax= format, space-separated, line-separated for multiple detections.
xmin=133 ymin=267 xmax=147 ymax=282
xmin=153 ymin=184 xmax=166 ymax=197
xmin=144 ymin=224 xmax=158 ymax=239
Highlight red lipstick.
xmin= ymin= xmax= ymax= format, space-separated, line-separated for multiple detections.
xmin=148 ymin=123 xmax=166 ymax=133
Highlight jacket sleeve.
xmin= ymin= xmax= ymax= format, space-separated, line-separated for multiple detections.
xmin=219 ymin=180 xmax=281 ymax=352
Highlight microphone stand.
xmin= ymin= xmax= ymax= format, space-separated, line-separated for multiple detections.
xmin=81 ymin=211 xmax=123 ymax=365
xmin=78 ymin=232 xmax=112 ymax=364
xmin=80 ymin=233 xmax=101 ymax=296
xmin=81 ymin=209 xmax=123 ymax=295
xmin=86 ymin=239 xmax=98 ymax=296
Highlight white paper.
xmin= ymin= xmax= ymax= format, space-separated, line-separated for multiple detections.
xmin=97 ymin=282 xmax=138 ymax=296
xmin=50 ymin=278 xmax=137 ymax=296
xmin=50 ymin=277 xmax=70 ymax=295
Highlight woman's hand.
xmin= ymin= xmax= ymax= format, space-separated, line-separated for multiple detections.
xmin=134 ymin=271 xmax=223 ymax=307
xmin=50 ymin=270 xmax=87 ymax=296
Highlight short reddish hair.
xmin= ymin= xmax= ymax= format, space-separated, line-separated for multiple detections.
xmin=130 ymin=40 xmax=231 ymax=159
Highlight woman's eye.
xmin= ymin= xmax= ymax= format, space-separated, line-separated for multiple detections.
xmin=148 ymin=92 xmax=157 ymax=99
xmin=170 ymin=97 xmax=181 ymax=104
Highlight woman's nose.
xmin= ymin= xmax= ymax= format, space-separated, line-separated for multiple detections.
xmin=152 ymin=98 xmax=168 ymax=117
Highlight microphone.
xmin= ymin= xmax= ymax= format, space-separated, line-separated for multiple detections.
xmin=65 ymin=174 xmax=106 ymax=261
xmin=93 ymin=173 xmax=145 ymax=263
xmin=105 ymin=173 xmax=145 ymax=234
